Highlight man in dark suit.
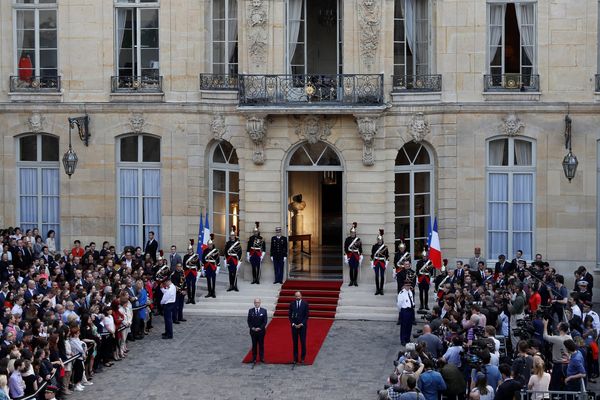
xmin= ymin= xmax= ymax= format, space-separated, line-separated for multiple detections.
xmin=247 ymin=298 xmax=268 ymax=363
xmin=270 ymin=227 xmax=288 ymax=284
xmin=288 ymin=291 xmax=309 ymax=364
xmin=144 ymin=231 xmax=159 ymax=263
xmin=495 ymin=254 xmax=509 ymax=277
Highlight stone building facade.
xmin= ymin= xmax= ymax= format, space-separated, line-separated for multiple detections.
xmin=0 ymin=0 xmax=599 ymax=284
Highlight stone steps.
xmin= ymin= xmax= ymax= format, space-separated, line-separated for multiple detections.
xmin=336 ymin=282 xmax=399 ymax=321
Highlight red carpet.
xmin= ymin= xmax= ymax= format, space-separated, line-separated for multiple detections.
xmin=242 ymin=280 xmax=342 ymax=365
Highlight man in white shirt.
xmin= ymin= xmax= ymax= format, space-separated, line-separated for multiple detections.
xmin=397 ymin=280 xmax=415 ymax=346
xmin=582 ymin=302 xmax=600 ymax=336
xmin=160 ymin=277 xmax=177 ymax=339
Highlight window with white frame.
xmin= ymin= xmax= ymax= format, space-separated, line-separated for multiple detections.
xmin=115 ymin=0 xmax=159 ymax=79
xmin=13 ymin=0 xmax=58 ymax=82
xmin=212 ymin=0 xmax=238 ymax=75
xmin=394 ymin=142 xmax=434 ymax=261
xmin=487 ymin=1 xmax=536 ymax=78
xmin=210 ymin=141 xmax=239 ymax=251
xmin=117 ymin=134 xmax=161 ymax=250
xmin=17 ymin=133 xmax=60 ymax=248
xmin=393 ymin=0 xmax=431 ymax=78
xmin=487 ymin=137 xmax=535 ymax=260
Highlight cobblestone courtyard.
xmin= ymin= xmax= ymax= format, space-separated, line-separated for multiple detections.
xmin=72 ymin=316 xmax=399 ymax=400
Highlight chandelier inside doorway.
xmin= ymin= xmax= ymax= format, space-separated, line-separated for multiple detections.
xmin=322 ymin=171 xmax=337 ymax=185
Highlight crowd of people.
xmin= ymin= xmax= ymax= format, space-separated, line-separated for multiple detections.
xmin=379 ymin=249 xmax=598 ymax=400
xmin=0 ymin=226 xmax=175 ymax=399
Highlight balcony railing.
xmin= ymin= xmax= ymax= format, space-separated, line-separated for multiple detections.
xmin=483 ymin=74 xmax=540 ymax=92
xmin=239 ymin=74 xmax=384 ymax=106
xmin=111 ymin=75 xmax=163 ymax=93
xmin=10 ymin=76 xmax=61 ymax=92
xmin=199 ymin=73 xmax=239 ymax=91
xmin=595 ymin=74 xmax=600 ymax=92
xmin=392 ymin=74 xmax=442 ymax=92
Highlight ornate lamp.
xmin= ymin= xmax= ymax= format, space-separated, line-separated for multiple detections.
xmin=562 ymin=115 xmax=578 ymax=182
xmin=62 ymin=118 xmax=79 ymax=178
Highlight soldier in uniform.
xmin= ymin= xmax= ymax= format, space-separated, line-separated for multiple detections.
xmin=370 ymin=229 xmax=389 ymax=296
xmin=182 ymin=239 xmax=199 ymax=304
xmin=202 ymin=234 xmax=220 ymax=298
xmin=270 ymin=226 xmax=288 ymax=284
xmin=343 ymin=222 xmax=363 ymax=287
xmin=393 ymin=240 xmax=410 ymax=293
xmin=246 ymin=222 xmax=265 ymax=284
xmin=416 ymin=248 xmax=433 ymax=310
xmin=224 ymin=226 xmax=242 ymax=292
xmin=171 ymin=262 xmax=187 ymax=323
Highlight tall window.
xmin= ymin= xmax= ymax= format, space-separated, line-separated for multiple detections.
xmin=115 ymin=0 xmax=159 ymax=80
xmin=117 ymin=135 xmax=161 ymax=250
xmin=210 ymin=141 xmax=239 ymax=251
xmin=13 ymin=0 xmax=58 ymax=82
xmin=487 ymin=137 xmax=535 ymax=260
xmin=394 ymin=142 xmax=434 ymax=261
xmin=17 ymin=134 xmax=60 ymax=247
xmin=393 ymin=0 xmax=431 ymax=77
xmin=212 ymin=0 xmax=238 ymax=75
xmin=488 ymin=2 xmax=536 ymax=77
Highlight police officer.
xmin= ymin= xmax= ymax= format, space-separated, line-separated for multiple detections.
xmin=225 ymin=226 xmax=242 ymax=292
xmin=370 ymin=229 xmax=389 ymax=296
xmin=202 ymin=234 xmax=220 ymax=298
xmin=171 ymin=262 xmax=187 ymax=323
xmin=397 ymin=279 xmax=415 ymax=345
xmin=344 ymin=222 xmax=363 ymax=287
xmin=246 ymin=222 xmax=265 ymax=284
xmin=270 ymin=227 xmax=288 ymax=284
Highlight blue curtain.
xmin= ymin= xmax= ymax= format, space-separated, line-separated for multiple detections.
xmin=142 ymin=169 xmax=160 ymax=246
xmin=119 ymin=169 xmax=139 ymax=248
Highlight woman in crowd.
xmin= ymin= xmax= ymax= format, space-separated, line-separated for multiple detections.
xmin=528 ymin=355 xmax=550 ymax=400
xmin=469 ymin=372 xmax=493 ymax=400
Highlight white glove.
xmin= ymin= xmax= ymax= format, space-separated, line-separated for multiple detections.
xmin=283 ymin=257 xmax=287 ymax=263
xmin=370 ymin=261 xmax=375 ymax=270
xmin=246 ymin=252 xmax=250 ymax=262
xmin=385 ymin=260 xmax=389 ymax=269
xmin=260 ymin=254 xmax=264 ymax=262
xmin=216 ymin=266 xmax=221 ymax=275
xmin=344 ymin=255 xmax=349 ymax=264
xmin=270 ymin=257 xmax=273 ymax=262
xmin=359 ymin=255 xmax=364 ymax=265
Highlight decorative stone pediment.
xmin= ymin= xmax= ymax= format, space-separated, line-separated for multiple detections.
xmin=501 ymin=113 xmax=524 ymax=136
xmin=292 ymin=115 xmax=336 ymax=144
xmin=408 ymin=113 xmax=430 ymax=143
xmin=211 ymin=113 xmax=227 ymax=141
xmin=28 ymin=112 xmax=45 ymax=133
xmin=129 ymin=113 xmax=145 ymax=134
xmin=355 ymin=115 xmax=379 ymax=166
xmin=246 ymin=115 xmax=268 ymax=165
xmin=358 ymin=0 xmax=381 ymax=68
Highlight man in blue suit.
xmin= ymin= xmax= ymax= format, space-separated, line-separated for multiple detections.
xmin=247 ymin=298 xmax=268 ymax=363
xmin=288 ymin=291 xmax=309 ymax=364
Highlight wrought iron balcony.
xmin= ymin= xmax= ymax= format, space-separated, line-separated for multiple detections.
xmin=199 ymin=73 xmax=239 ymax=91
xmin=392 ymin=75 xmax=442 ymax=92
xmin=595 ymin=74 xmax=600 ymax=92
xmin=111 ymin=75 xmax=163 ymax=93
xmin=10 ymin=76 xmax=61 ymax=92
xmin=239 ymin=74 xmax=383 ymax=106
xmin=483 ymin=74 xmax=540 ymax=92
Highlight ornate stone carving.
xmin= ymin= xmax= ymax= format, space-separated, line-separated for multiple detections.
xmin=408 ymin=113 xmax=430 ymax=143
xmin=28 ymin=112 xmax=45 ymax=133
xmin=292 ymin=115 xmax=336 ymax=145
xmin=210 ymin=113 xmax=227 ymax=141
xmin=501 ymin=113 xmax=524 ymax=137
xmin=129 ymin=113 xmax=145 ymax=134
xmin=246 ymin=115 xmax=268 ymax=165
xmin=357 ymin=0 xmax=381 ymax=67
xmin=355 ymin=115 xmax=379 ymax=166
xmin=247 ymin=0 xmax=268 ymax=67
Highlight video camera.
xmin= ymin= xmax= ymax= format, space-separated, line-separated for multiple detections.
xmin=512 ymin=318 xmax=535 ymax=340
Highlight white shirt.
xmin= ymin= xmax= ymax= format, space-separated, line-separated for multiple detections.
xmin=397 ymin=289 xmax=414 ymax=310
xmin=160 ymin=283 xmax=176 ymax=305
xmin=583 ymin=310 xmax=600 ymax=334
xmin=571 ymin=305 xmax=582 ymax=319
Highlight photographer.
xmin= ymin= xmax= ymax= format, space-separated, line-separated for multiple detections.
xmin=507 ymin=283 xmax=525 ymax=348
xmin=469 ymin=350 xmax=502 ymax=394
xmin=542 ymin=319 xmax=572 ymax=390
xmin=442 ymin=336 xmax=464 ymax=368
xmin=416 ymin=325 xmax=443 ymax=359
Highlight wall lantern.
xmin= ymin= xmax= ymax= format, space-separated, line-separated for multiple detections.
xmin=562 ymin=115 xmax=578 ymax=182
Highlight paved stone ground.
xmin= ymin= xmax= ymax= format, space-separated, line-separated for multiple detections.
xmin=72 ymin=316 xmax=399 ymax=400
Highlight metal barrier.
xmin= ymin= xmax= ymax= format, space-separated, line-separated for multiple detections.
xmin=520 ymin=389 xmax=592 ymax=400
xmin=21 ymin=353 xmax=80 ymax=400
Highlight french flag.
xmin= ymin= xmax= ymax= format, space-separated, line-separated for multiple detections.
xmin=428 ymin=218 xmax=443 ymax=269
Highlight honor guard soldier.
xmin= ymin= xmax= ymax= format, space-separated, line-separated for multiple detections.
xmin=247 ymin=222 xmax=265 ymax=284
xmin=393 ymin=240 xmax=410 ymax=293
xmin=370 ymin=229 xmax=389 ymax=296
xmin=182 ymin=239 xmax=199 ymax=304
xmin=416 ymin=248 xmax=433 ymax=310
xmin=270 ymin=227 xmax=288 ymax=284
xmin=225 ymin=226 xmax=242 ymax=292
xmin=171 ymin=262 xmax=187 ymax=323
xmin=344 ymin=222 xmax=363 ymax=287
xmin=202 ymin=234 xmax=220 ymax=298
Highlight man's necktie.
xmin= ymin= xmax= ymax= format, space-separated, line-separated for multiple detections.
xmin=256 ymin=308 xmax=259 ymax=315
xmin=296 ymin=301 xmax=300 ymax=309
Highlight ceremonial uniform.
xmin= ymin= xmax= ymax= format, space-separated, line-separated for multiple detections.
xmin=202 ymin=239 xmax=220 ymax=298
xmin=416 ymin=257 xmax=433 ymax=310
xmin=171 ymin=267 xmax=187 ymax=323
xmin=270 ymin=229 xmax=288 ymax=284
xmin=247 ymin=223 xmax=266 ymax=284
xmin=225 ymin=235 xmax=242 ymax=292
xmin=182 ymin=245 xmax=199 ymax=303
xmin=344 ymin=223 xmax=363 ymax=287
xmin=371 ymin=230 xmax=389 ymax=295
xmin=397 ymin=284 xmax=415 ymax=345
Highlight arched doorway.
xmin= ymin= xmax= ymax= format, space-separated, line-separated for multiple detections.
xmin=285 ymin=141 xmax=344 ymax=279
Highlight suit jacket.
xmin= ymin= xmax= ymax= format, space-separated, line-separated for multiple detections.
xmin=473 ymin=269 xmax=486 ymax=284
xmin=169 ymin=253 xmax=183 ymax=269
xmin=144 ymin=239 xmax=158 ymax=262
xmin=288 ymin=300 xmax=309 ymax=327
xmin=495 ymin=261 xmax=509 ymax=275
xmin=247 ymin=307 xmax=268 ymax=331
xmin=468 ymin=257 xmax=486 ymax=268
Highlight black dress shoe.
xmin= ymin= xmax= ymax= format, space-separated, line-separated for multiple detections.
xmin=301 ymin=359 xmax=305 ymax=364
xmin=234 ymin=287 xmax=239 ymax=292
xmin=191 ymin=300 xmax=196 ymax=304
xmin=205 ymin=294 xmax=211 ymax=298
xmin=348 ymin=283 xmax=353 ymax=287
xmin=173 ymin=321 xmax=180 ymax=324
xmin=227 ymin=287 xmax=233 ymax=292
xmin=374 ymin=291 xmax=379 ymax=296
xmin=180 ymin=319 xmax=187 ymax=322
xmin=425 ymin=306 xmax=430 ymax=310
xmin=260 ymin=359 xmax=265 ymax=363
xmin=251 ymin=281 xmax=256 ymax=284
xmin=354 ymin=282 xmax=359 ymax=287
xmin=162 ymin=335 xmax=173 ymax=340
xmin=211 ymin=294 xmax=216 ymax=298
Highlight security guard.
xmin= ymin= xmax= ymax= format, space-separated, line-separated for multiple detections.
xmin=224 ymin=226 xmax=242 ymax=292
xmin=171 ymin=262 xmax=187 ymax=323
xmin=246 ymin=222 xmax=266 ymax=284
xmin=202 ymin=234 xmax=220 ymax=298
xmin=370 ymin=229 xmax=389 ymax=296
xmin=270 ymin=227 xmax=288 ymax=284
xmin=344 ymin=222 xmax=363 ymax=287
